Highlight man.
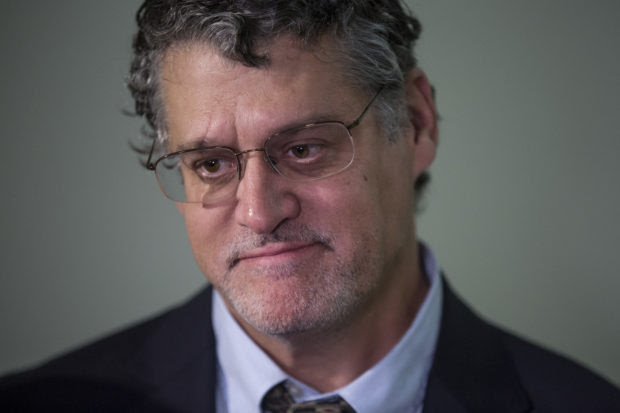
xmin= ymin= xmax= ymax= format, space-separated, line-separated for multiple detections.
xmin=1 ymin=1 xmax=619 ymax=412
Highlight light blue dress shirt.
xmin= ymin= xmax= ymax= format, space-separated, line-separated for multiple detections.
xmin=213 ymin=243 xmax=443 ymax=413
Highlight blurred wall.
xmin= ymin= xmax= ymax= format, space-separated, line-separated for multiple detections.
xmin=1 ymin=1 xmax=618 ymax=386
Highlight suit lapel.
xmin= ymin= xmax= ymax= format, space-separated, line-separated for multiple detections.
xmin=135 ymin=286 xmax=217 ymax=413
xmin=423 ymin=278 xmax=532 ymax=413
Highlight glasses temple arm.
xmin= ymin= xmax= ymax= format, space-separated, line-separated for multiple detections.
xmin=346 ymin=85 xmax=384 ymax=130
xmin=145 ymin=139 xmax=157 ymax=170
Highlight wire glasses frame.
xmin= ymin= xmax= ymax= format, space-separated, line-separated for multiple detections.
xmin=146 ymin=87 xmax=383 ymax=204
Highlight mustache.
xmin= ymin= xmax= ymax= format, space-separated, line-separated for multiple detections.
xmin=225 ymin=225 xmax=334 ymax=269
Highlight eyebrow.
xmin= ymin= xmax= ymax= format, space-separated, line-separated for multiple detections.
xmin=173 ymin=139 xmax=220 ymax=152
xmin=172 ymin=110 xmax=344 ymax=152
xmin=272 ymin=112 xmax=339 ymax=133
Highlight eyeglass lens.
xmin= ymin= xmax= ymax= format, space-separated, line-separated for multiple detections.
xmin=155 ymin=122 xmax=354 ymax=204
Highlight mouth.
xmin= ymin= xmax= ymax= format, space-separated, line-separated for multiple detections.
xmin=229 ymin=241 xmax=324 ymax=269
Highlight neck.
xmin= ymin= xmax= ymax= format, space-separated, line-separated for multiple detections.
xmin=238 ymin=240 xmax=429 ymax=393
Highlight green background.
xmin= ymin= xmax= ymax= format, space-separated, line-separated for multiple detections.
xmin=1 ymin=1 xmax=618 ymax=386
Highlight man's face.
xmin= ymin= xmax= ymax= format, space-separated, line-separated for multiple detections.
xmin=161 ymin=37 xmax=424 ymax=336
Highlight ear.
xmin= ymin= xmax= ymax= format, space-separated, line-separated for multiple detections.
xmin=404 ymin=68 xmax=438 ymax=179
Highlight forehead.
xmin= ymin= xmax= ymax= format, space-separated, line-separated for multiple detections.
xmin=159 ymin=36 xmax=363 ymax=148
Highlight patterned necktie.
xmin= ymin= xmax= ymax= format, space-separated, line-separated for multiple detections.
xmin=261 ymin=381 xmax=356 ymax=413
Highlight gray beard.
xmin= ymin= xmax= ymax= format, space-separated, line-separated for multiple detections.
xmin=218 ymin=225 xmax=382 ymax=336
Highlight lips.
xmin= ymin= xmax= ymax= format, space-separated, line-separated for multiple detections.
xmin=225 ymin=226 xmax=335 ymax=269
xmin=230 ymin=241 xmax=320 ymax=268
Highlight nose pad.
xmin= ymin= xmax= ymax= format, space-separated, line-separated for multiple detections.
xmin=236 ymin=148 xmax=273 ymax=181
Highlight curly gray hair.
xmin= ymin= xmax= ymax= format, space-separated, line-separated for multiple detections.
xmin=128 ymin=0 xmax=430 ymax=197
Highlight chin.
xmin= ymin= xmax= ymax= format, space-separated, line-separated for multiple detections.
xmin=231 ymin=284 xmax=330 ymax=335
xmin=223 ymin=272 xmax=364 ymax=337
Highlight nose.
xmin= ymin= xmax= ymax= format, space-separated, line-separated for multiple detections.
xmin=234 ymin=150 xmax=300 ymax=234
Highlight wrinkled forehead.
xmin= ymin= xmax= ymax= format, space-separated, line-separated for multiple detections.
xmin=159 ymin=36 xmax=367 ymax=149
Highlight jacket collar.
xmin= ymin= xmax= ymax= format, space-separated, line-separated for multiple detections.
xmin=134 ymin=285 xmax=217 ymax=412
xmin=423 ymin=278 xmax=532 ymax=413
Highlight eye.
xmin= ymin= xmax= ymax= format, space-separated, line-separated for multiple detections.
xmin=194 ymin=157 xmax=234 ymax=179
xmin=182 ymin=149 xmax=237 ymax=181
xmin=285 ymin=142 xmax=323 ymax=161
xmin=199 ymin=158 xmax=221 ymax=173
xmin=291 ymin=145 xmax=311 ymax=159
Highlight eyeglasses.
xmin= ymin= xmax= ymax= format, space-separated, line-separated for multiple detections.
xmin=146 ymin=87 xmax=383 ymax=204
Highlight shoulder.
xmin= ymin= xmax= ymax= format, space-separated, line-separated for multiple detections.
xmin=500 ymin=330 xmax=620 ymax=411
xmin=5 ymin=286 xmax=214 ymax=381
xmin=426 ymin=278 xmax=620 ymax=412
xmin=0 ymin=286 xmax=216 ymax=412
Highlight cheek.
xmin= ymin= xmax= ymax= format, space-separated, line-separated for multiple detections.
xmin=353 ymin=152 xmax=415 ymax=247
xmin=305 ymin=173 xmax=385 ymax=244
xmin=181 ymin=207 xmax=231 ymax=275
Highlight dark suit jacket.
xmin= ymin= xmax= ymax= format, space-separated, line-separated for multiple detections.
xmin=2 ymin=279 xmax=619 ymax=412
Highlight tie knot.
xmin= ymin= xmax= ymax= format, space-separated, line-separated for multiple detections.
xmin=261 ymin=381 xmax=356 ymax=413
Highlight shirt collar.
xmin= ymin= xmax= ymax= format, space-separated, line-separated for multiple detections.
xmin=213 ymin=290 xmax=288 ymax=413
xmin=334 ymin=242 xmax=443 ymax=413
xmin=213 ymin=242 xmax=443 ymax=413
